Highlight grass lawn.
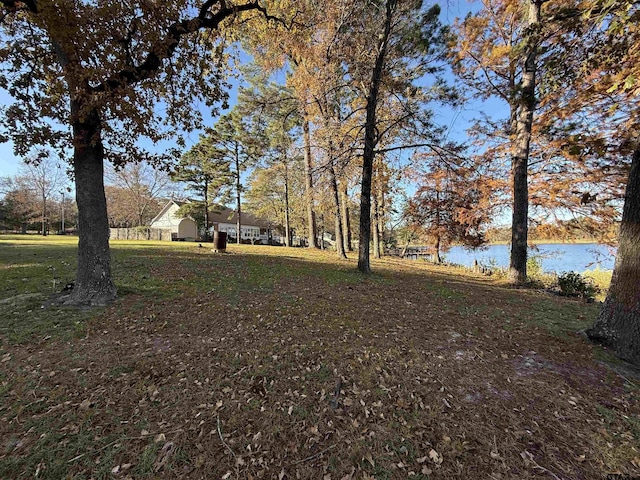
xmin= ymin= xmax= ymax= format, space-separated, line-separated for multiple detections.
xmin=0 ymin=234 xmax=638 ymax=479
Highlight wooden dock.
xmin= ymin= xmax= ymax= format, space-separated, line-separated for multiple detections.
xmin=385 ymin=246 xmax=435 ymax=260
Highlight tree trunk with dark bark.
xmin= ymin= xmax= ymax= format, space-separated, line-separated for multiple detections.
xmin=66 ymin=105 xmax=117 ymax=306
xmin=302 ymin=115 xmax=319 ymax=248
xmin=284 ymin=161 xmax=291 ymax=247
xmin=340 ymin=184 xmax=352 ymax=251
xmin=372 ymin=190 xmax=381 ymax=259
xmin=378 ymin=190 xmax=385 ymax=257
xmin=41 ymin=190 xmax=47 ymax=236
xmin=329 ymin=163 xmax=347 ymax=259
xmin=203 ymin=177 xmax=210 ymax=240
xmin=508 ymin=0 xmax=541 ymax=285
xmin=235 ymin=142 xmax=242 ymax=245
xmin=358 ymin=0 xmax=395 ymax=273
xmin=587 ymin=144 xmax=640 ymax=366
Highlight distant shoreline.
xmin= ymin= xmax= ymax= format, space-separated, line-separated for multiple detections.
xmin=485 ymin=239 xmax=613 ymax=246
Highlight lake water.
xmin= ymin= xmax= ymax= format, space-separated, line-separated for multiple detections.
xmin=444 ymin=243 xmax=616 ymax=273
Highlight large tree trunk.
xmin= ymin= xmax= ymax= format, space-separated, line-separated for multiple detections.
xmin=302 ymin=115 xmax=319 ymax=248
xmin=340 ymin=184 xmax=352 ymax=251
xmin=508 ymin=0 xmax=540 ymax=285
xmin=235 ymin=143 xmax=242 ymax=245
xmin=358 ymin=0 xmax=395 ymax=273
xmin=329 ymin=163 xmax=347 ymax=259
xmin=587 ymin=144 xmax=640 ymax=366
xmin=66 ymin=106 xmax=116 ymax=306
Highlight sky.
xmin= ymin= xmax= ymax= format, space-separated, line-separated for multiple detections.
xmin=0 ymin=1 xmax=499 ymax=188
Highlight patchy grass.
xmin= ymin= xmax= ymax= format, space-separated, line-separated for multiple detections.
xmin=0 ymin=234 xmax=638 ymax=479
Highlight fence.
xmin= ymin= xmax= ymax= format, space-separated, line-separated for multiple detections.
xmin=109 ymin=227 xmax=173 ymax=241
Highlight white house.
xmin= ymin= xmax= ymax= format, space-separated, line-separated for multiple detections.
xmin=149 ymin=200 xmax=198 ymax=240
xmin=208 ymin=206 xmax=271 ymax=243
xmin=149 ymin=200 xmax=271 ymax=242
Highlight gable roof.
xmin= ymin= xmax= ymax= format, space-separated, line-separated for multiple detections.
xmin=149 ymin=200 xmax=186 ymax=225
xmin=150 ymin=200 xmax=270 ymax=229
xmin=208 ymin=205 xmax=271 ymax=228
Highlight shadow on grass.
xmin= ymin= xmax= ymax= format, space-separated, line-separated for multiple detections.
xmin=0 ymin=238 xmax=602 ymax=346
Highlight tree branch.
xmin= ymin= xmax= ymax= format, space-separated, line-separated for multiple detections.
xmin=94 ymin=1 xmax=279 ymax=93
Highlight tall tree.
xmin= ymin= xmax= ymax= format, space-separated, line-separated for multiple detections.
xmin=18 ymin=152 xmax=66 ymax=236
xmin=452 ymin=0 xmax=544 ymax=284
xmin=205 ymin=110 xmax=259 ymax=243
xmin=588 ymin=145 xmax=640 ymax=365
xmin=557 ymin=0 xmax=640 ymax=365
xmin=106 ymin=162 xmax=172 ymax=227
xmin=239 ymin=76 xmax=303 ymax=246
xmin=0 ymin=0 xmax=274 ymax=305
xmin=172 ymin=135 xmax=233 ymax=238
xmin=340 ymin=0 xmax=448 ymax=273
xmin=406 ymin=152 xmax=495 ymax=262
xmin=509 ymin=0 xmax=542 ymax=283
xmin=240 ymin=2 xmax=324 ymax=249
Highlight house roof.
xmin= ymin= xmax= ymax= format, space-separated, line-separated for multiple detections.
xmin=149 ymin=200 xmax=184 ymax=225
xmin=208 ymin=205 xmax=271 ymax=228
xmin=150 ymin=200 xmax=271 ymax=229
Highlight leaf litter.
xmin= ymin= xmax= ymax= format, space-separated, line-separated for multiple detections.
xmin=0 ymin=245 xmax=638 ymax=479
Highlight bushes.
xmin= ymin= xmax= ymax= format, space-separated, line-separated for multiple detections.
xmin=557 ymin=271 xmax=599 ymax=299
xmin=526 ymin=256 xmax=556 ymax=288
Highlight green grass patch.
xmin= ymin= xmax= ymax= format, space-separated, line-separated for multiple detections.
xmin=523 ymin=299 xmax=599 ymax=336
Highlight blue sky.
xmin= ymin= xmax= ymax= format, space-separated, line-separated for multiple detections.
xmin=0 ymin=1 xmax=496 ymax=182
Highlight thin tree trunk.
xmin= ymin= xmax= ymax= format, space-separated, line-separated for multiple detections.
xmin=358 ymin=0 xmax=395 ymax=273
xmin=235 ymin=142 xmax=242 ymax=245
xmin=372 ymin=190 xmax=380 ymax=259
xmin=434 ymin=235 xmax=442 ymax=263
xmin=66 ymin=105 xmax=116 ymax=306
xmin=587 ymin=143 xmax=640 ymax=366
xmin=61 ymin=193 xmax=65 ymax=233
xmin=41 ymin=190 xmax=47 ymax=236
xmin=340 ymin=184 xmax=352 ymax=251
xmin=329 ymin=162 xmax=347 ymax=258
xmin=302 ymin=115 xmax=319 ymax=248
xmin=378 ymin=190 xmax=386 ymax=256
xmin=508 ymin=0 xmax=541 ymax=285
xmin=284 ymin=161 xmax=291 ymax=247
xmin=204 ymin=177 xmax=209 ymax=240
xmin=400 ymin=231 xmax=415 ymax=258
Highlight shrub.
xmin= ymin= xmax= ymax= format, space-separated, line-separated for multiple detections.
xmin=582 ymin=268 xmax=612 ymax=292
xmin=557 ymin=271 xmax=599 ymax=299
xmin=527 ymin=255 xmax=544 ymax=279
xmin=526 ymin=255 xmax=556 ymax=287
